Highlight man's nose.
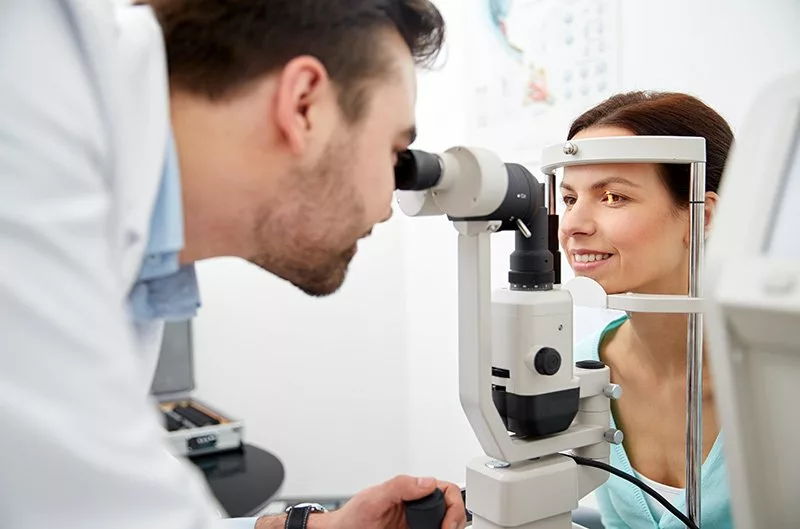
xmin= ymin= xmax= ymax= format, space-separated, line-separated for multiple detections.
xmin=559 ymin=200 xmax=597 ymax=239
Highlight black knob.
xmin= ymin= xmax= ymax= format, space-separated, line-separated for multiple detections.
xmin=576 ymin=360 xmax=606 ymax=370
xmin=404 ymin=488 xmax=446 ymax=529
xmin=534 ymin=348 xmax=561 ymax=376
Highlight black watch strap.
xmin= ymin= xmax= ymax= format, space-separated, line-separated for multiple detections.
xmin=285 ymin=504 xmax=323 ymax=529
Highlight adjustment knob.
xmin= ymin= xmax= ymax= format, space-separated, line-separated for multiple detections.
xmin=576 ymin=360 xmax=605 ymax=370
xmin=604 ymin=429 xmax=624 ymax=445
xmin=404 ymin=488 xmax=446 ymax=529
xmin=603 ymin=384 xmax=622 ymax=400
xmin=534 ymin=348 xmax=562 ymax=376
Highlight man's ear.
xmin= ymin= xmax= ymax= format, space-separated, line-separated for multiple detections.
xmin=704 ymin=191 xmax=719 ymax=238
xmin=273 ymin=56 xmax=331 ymax=156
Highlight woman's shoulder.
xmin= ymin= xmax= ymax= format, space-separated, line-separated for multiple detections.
xmin=574 ymin=313 xmax=628 ymax=363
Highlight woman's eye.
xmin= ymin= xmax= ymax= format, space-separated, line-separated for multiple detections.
xmin=603 ymin=192 xmax=626 ymax=205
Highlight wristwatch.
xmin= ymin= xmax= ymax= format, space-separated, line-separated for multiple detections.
xmin=284 ymin=502 xmax=328 ymax=529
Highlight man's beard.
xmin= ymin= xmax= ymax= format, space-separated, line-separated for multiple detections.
xmin=247 ymin=141 xmax=366 ymax=297
xmin=253 ymin=247 xmax=356 ymax=297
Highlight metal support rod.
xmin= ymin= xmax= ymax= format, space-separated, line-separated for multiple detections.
xmin=546 ymin=173 xmax=562 ymax=284
xmin=686 ymin=162 xmax=706 ymax=526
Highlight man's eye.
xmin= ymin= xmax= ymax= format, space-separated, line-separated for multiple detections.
xmin=562 ymin=195 xmax=577 ymax=207
xmin=392 ymin=149 xmax=404 ymax=165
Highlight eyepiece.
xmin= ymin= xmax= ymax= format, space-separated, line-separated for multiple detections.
xmin=394 ymin=149 xmax=443 ymax=191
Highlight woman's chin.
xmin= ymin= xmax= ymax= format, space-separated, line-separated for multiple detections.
xmin=571 ymin=273 xmax=625 ymax=295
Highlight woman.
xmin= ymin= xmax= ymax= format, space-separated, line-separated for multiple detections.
xmin=560 ymin=91 xmax=735 ymax=528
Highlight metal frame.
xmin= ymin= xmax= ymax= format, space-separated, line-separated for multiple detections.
xmin=541 ymin=135 xmax=707 ymax=526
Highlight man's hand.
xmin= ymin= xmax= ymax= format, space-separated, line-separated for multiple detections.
xmin=327 ymin=475 xmax=467 ymax=529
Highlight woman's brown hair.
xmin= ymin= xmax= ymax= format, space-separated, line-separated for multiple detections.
xmin=567 ymin=91 xmax=734 ymax=206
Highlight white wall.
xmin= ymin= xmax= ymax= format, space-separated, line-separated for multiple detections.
xmin=192 ymin=0 xmax=800 ymax=502
xmin=402 ymin=0 xmax=481 ymax=484
xmin=616 ymin=0 xmax=800 ymax=131
xmin=193 ymin=214 xmax=412 ymax=497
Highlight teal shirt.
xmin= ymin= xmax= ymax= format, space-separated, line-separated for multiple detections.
xmin=576 ymin=315 xmax=734 ymax=529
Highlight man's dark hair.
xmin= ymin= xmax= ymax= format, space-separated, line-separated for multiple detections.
xmin=568 ymin=91 xmax=734 ymax=207
xmin=144 ymin=0 xmax=445 ymax=122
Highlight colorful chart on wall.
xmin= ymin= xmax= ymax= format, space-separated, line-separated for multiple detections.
xmin=467 ymin=0 xmax=622 ymax=168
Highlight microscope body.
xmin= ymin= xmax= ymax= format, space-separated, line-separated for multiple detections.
xmin=490 ymin=287 xmax=579 ymax=438
xmin=396 ymin=146 xmax=619 ymax=528
xmin=470 ymin=283 xmax=612 ymax=529
xmin=457 ymin=223 xmax=613 ymax=529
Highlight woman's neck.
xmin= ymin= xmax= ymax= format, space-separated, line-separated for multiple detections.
xmin=622 ymin=312 xmax=690 ymax=378
xmin=614 ymin=267 xmax=709 ymax=379
xmin=615 ymin=312 xmax=715 ymax=396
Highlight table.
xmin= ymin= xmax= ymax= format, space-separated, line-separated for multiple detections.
xmin=191 ymin=444 xmax=285 ymax=518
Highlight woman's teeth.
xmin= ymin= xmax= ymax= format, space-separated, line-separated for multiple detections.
xmin=574 ymin=253 xmax=612 ymax=263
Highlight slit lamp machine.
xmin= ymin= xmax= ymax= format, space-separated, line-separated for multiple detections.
xmin=396 ymin=73 xmax=800 ymax=529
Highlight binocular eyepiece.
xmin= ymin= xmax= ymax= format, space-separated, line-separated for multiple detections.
xmin=394 ymin=149 xmax=445 ymax=191
xmin=394 ymin=147 xmax=544 ymax=226
xmin=393 ymin=146 xmax=557 ymax=291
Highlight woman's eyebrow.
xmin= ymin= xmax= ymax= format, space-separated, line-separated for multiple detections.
xmin=560 ymin=176 xmax=642 ymax=192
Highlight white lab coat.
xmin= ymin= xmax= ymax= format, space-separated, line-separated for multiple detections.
xmin=0 ymin=2 xmax=253 ymax=528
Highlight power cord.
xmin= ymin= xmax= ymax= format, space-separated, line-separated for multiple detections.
xmin=563 ymin=454 xmax=700 ymax=529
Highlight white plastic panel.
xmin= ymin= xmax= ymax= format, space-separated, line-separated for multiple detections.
xmin=562 ymin=276 xmax=705 ymax=313
xmin=765 ymin=117 xmax=800 ymax=260
xmin=540 ymin=136 xmax=706 ymax=174
xmin=704 ymin=73 xmax=800 ymax=529
xmin=606 ymin=293 xmax=705 ymax=313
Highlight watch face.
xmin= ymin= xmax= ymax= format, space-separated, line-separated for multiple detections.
xmin=287 ymin=502 xmax=327 ymax=513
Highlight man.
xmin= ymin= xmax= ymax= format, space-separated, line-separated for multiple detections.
xmin=0 ymin=1 xmax=466 ymax=529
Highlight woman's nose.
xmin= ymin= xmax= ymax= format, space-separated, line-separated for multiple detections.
xmin=559 ymin=200 xmax=597 ymax=239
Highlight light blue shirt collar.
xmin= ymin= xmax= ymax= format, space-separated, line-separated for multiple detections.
xmin=129 ymin=130 xmax=201 ymax=322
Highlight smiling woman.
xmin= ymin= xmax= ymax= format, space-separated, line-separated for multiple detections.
xmin=558 ymin=91 xmax=736 ymax=529
xmin=559 ymin=152 xmax=694 ymax=295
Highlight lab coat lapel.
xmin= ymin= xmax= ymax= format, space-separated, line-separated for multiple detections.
xmin=66 ymin=1 xmax=170 ymax=292
xmin=111 ymin=5 xmax=172 ymax=291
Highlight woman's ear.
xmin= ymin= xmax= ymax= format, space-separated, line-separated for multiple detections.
xmin=704 ymin=191 xmax=720 ymax=238
xmin=682 ymin=191 xmax=720 ymax=247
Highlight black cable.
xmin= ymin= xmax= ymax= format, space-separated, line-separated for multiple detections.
xmin=564 ymin=454 xmax=700 ymax=529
